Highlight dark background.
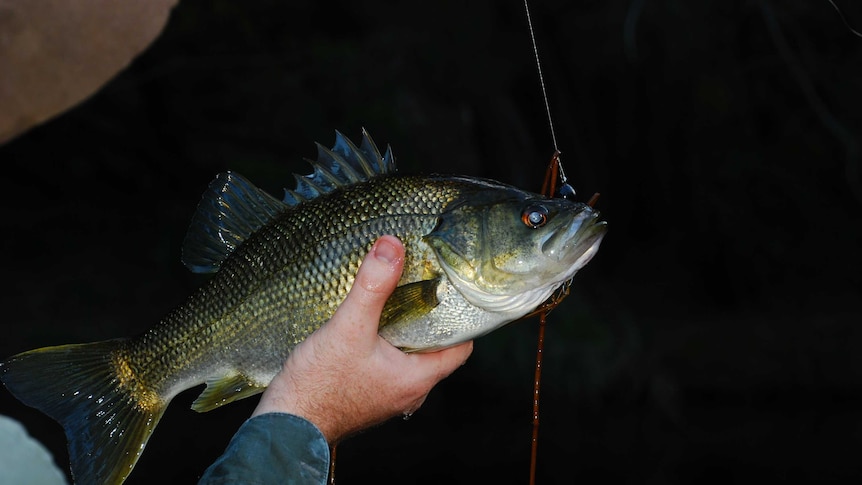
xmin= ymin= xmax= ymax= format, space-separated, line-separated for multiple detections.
xmin=2 ymin=0 xmax=861 ymax=483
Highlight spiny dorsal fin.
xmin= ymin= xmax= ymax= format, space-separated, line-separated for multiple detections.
xmin=182 ymin=172 xmax=288 ymax=273
xmin=283 ymin=128 xmax=396 ymax=206
xmin=182 ymin=129 xmax=394 ymax=273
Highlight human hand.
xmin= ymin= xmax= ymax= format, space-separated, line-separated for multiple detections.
xmin=252 ymin=235 xmax=474 ymax=443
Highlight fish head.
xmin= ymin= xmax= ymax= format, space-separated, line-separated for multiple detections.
xmin=426 ymin=182 xmax=607 ymax=317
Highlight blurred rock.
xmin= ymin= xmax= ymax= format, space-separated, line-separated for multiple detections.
xmin=0 ymin=0 xmax=178 ymax=143
xmin=0 ymin=414 xmax=66 ymax=485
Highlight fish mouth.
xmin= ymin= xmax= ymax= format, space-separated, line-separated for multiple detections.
xmin=542 ymin=209 xmax=607 ymax=266
xmin=576 ymin=213 xmax=608 ymax=255
xmin=573 ymin=216 xmax=607 ymax=266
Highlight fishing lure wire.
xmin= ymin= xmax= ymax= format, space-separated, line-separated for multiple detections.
xmin=524 ymin=0 xmax=575 ymax=199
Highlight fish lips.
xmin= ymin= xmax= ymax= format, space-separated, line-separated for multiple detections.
xmin=541 ymin=209 xmax=607 ymax=270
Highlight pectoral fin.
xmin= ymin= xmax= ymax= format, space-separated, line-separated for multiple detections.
xmin=379 ymin=278 xmax=441 ymax=330
xmin=191 ymin=373 xmax=266 ymax=413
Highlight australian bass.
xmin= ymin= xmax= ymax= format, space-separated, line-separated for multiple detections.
xmin=1 ymin=129 xmax=606 ymax=484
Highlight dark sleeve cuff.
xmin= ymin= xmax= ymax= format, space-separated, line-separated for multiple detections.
xmin=198 ymin=413 xmax=330 ymax=485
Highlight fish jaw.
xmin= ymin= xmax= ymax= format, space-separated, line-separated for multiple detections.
xmin=541 ymin=210 xmax=607 ymax=275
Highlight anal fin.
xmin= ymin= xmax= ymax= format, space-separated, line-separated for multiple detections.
xmin=192 ymin=373 xmax=266 ymax=413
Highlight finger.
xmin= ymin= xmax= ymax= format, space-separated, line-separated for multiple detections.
xmin=391 ymin=342 xmax=473 ymax=417
xmin=409 ymin=340 xmax=474 ymax=383
xmin=329 ymin=236 xmax=405 ymax=338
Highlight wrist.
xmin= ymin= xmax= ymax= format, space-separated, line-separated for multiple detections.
xmin=253 ymin=391 xmax=340 ymax=443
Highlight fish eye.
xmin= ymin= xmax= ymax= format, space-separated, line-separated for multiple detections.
xmin=521 ymin=204 xmax=549 ymax=229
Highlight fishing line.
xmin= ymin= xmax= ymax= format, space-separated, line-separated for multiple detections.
xmin=827 ymin=0 xmax=862 ymax=38
xmin=524 ymin=0 xmax=572 ymax=193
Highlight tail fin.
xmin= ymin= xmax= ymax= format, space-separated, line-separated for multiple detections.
xmin=0 ymin=340 xmax=167 ymax=485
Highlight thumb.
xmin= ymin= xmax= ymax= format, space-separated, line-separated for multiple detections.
xmin=328 ymin=235 xmax=405 ymax=340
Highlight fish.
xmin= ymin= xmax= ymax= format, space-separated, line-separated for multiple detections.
xmin=0 ymin=129 xmax=607 ymax=485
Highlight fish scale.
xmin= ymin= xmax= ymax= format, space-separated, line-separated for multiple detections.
xmin=0 ymin=130 xmax=606 ymax=484
xmin=122 ymin=176 xmax=460 ymax=409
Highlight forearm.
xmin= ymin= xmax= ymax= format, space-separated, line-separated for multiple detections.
xmin=199 ymin=413 xmax=330 ymax=485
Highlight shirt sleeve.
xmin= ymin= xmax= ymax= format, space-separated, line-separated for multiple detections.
xmin=198 ymin=412 xmax=331 ymax=485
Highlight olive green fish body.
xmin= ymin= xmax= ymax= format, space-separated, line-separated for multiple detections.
xmin=0 ymin=130 xmax=606 ymax=485
xmin=126 ymin=174 xmax=471 ymax=405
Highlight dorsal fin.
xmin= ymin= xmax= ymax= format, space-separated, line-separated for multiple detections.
xmin=182 ymin=129 xmax=394 ymax=273
xmin=283 ymin=128 xmax=396 ymax=205
xmin=182 ymin=172 xmax=288 ymax=273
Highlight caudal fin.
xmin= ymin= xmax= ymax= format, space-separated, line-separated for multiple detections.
xmin=0 ymin=340 xmax=167 ymax=485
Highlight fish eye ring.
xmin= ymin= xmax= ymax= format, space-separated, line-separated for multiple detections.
xmin=522 ymin=204 xmax=549 ymax=228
